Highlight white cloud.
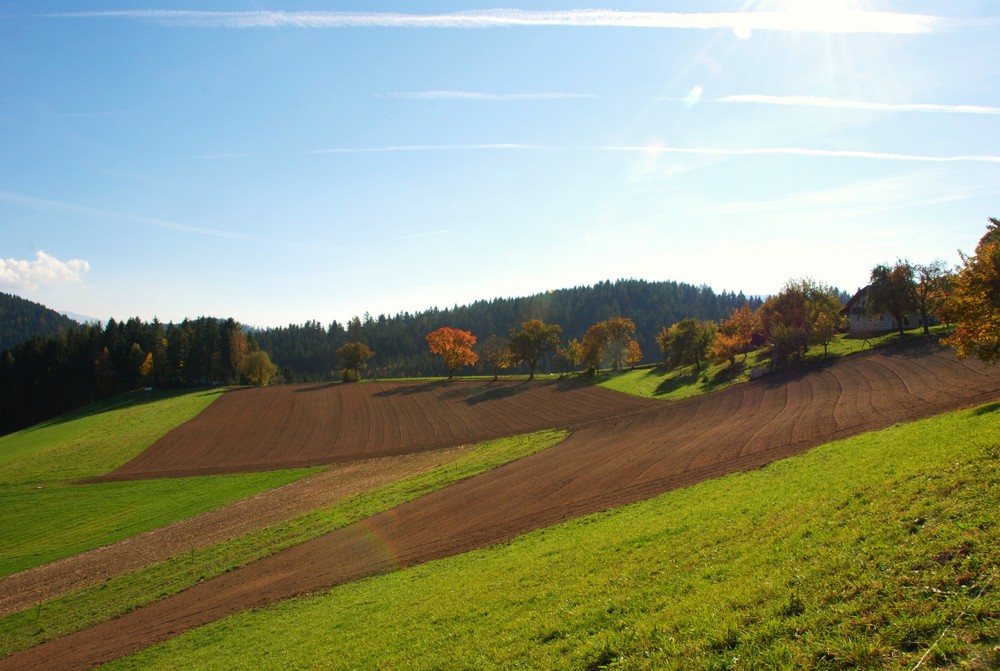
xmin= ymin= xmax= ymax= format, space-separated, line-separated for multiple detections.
xmin=596 ymin=145 xmax=1000 ymax=164
xmin=310 ymin=143 xmax=547 ymax=154
xmin=50 ymin=9 xmax=961 ymax=34
xmin=0 ymin=251 xmax=90 ymax=290
xmin=383 ymin=91 xmax=600 ymax=101
xmin=306 ymin=143 xmax=1000 ymax=164
xmin=385 ymin=90 xmax=1000 ymax=116
xmin=717 ymin=94 xmax=1000 ymax=116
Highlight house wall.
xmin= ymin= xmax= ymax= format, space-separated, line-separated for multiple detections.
xmin=846 ymin=294 xmax=921 ymax=334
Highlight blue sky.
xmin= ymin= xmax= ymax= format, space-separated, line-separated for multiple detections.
xmin=1 ymin=2 xmax=998 ymax=327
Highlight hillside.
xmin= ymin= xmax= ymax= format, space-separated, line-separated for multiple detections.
xmin=3 ymin=340 xmax=997 ymax=669
xmin=111 ymin=399 xmax=1000 ymax=671
xmin=0 ymin=292 xmax=76 ymax=351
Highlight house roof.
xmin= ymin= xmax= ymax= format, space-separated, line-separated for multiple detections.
xmin=840 ymin=286 xmax=869 ymax=315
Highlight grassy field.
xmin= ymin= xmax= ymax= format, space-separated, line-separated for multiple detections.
xmin=0 ymin=429 xmax=567 ymax=657
xmin=107 ymin=401 xmax=1000 ymax=671
xmin=0 ymin=388 xmax=316 ymax=576
xmin=598 ymin=327 xmax=950 ymax=400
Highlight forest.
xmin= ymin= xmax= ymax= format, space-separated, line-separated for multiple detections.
xmin=0 ymin=292 xmax=77 ymax=351
xmin=0 ymin=316 xmax=250 ymax=436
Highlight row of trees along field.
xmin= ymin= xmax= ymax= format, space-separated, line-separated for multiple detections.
xmin=252 ymin=279 xmax=769 ymax=380
xmin=337 ymin=218 xmax=1000 ymax=381
xmin=398 ymin=282 xmax=833 ymax=383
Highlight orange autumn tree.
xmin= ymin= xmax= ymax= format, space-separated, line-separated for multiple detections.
xmin=942 ymin=217 xmax=1000 ymax=363
xmin=709 ymin=304 xmax=761 ymax=366
xmin=426 ymin=327 xmax=478 ymax=378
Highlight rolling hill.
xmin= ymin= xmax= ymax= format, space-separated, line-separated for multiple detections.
xmin=1 ymin=339 xmax=997 ymax=669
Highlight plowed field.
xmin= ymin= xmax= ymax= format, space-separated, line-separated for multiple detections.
xmin=96 ymin=377 xmax=662 ymax=480
xmin=4 ymin=342 xmax=999 ymax=670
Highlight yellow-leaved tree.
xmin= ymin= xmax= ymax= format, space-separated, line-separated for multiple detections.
xmin=943 ymin=218 xmax=1000 ymax=363
xmin=241 ymin=350 xmax=278 ymax=386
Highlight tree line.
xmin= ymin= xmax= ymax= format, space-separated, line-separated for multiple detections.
xmin=253 ymin=279 xmax=765 ymax=380
xmin=0 ymin=279 xmax=755 ymax=435
xmin=5 ymin=215 xmax=997 ymax=438
xmin=364 ymin=219 xmax=999 ymax=381
xmin=0 ymin=317 xmax=273 ymax=435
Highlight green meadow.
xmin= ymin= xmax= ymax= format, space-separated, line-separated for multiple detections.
xmin=107 ymin=402 xmax=999 ymax=671
xmin=0 ymin=428 xmax=567 ymax=656
xmin=0 ymin=388 xmax=315 ymax=576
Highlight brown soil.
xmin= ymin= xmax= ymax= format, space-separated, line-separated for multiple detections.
xmin=3 ymin=342 xmax=998 ymax=670
xmin=93 ymin=376 xmax=662 ymax=481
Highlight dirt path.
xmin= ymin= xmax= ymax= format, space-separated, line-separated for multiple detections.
xmin=3 ymin=343 xmax=998 ymax=670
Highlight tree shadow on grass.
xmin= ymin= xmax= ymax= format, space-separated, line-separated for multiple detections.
xmin=25 ymin=387 xmax=220 ymax=432
xmin=653 ymin=370 xmax=701 ymax=397
xmin=973 ymin=400 xmax=1000 ymax=416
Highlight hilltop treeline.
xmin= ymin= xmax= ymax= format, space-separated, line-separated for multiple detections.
xmin=0 ymin=292 xmax=77 ymax=351
xmin=254 ymin=280 xmax=763 ymax=379
xmin=0 ymin=317 xmax=251 ymax=435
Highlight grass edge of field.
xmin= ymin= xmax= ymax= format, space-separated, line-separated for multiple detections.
xmin=0 ymin=428 xmax=568 ymax=657
xmin=107 ymin=399 xmax=1000 ymax=671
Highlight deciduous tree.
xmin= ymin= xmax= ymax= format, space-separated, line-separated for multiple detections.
xmin=227 ymin=325 xmax=250 ymax=384
xmin=710 ymin=305 xmax=761 ymax=365
xmin=625 ymin=339 xmax=643 ymax=369
xmin=138 ymin=351 xmax=154 ymax=384
xmin=942 ymin=218 xmax=1000 ymax=363
xmin=811 ymin=311 xmax=838 ymax=358
xmin=914 ymin=260 xmax=951 ymax=335
xmin=554 ymin=338 xmax=584 ymax=375
xmin=758 ymin=278 xmax=842 ymax=368
xmin=708 ymin=332 xmax=744 ymax=367
xmin=477 ymin=334 xmax=510 ymax=381
xmin=582 ymin=317 xmax=636 ymax=371
xmin=658 ymin=318 xmax=716 ymax=372
xmin=508 ymin=319 xmax=561 ymax=380
xmin=868 ymin=261 xmax=918 ymax=335
xmin=336 ymin=341 xmax=374 ymax=382
xmin=241 ymin=350 xmax=278 ymax=386
xmin=426 ymin=327 xmax=478 ymax=379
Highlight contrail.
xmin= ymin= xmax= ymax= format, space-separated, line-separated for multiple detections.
xmin=47 ymin=9 xmax=959 ymax=34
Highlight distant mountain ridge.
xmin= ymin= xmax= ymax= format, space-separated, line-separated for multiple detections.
xmin=0 ymin=292 xmax=78 ymax=351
